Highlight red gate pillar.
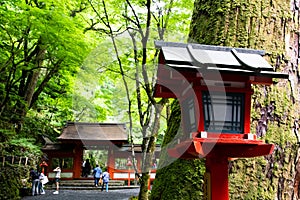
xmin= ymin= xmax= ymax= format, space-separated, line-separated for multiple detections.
xmin=107 ymin=147 xmax=114 ymax=178
xmin=73 ymin=144 xmax=84 ymax=178
xmin=205 ymin=155 xmax=229 ymax=200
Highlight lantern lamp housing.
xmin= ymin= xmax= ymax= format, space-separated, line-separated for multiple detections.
xmin=153 ymin=41 xmax=288 ymax=159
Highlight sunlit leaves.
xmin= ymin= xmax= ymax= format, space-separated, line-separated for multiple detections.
xmin=0 ymin=0 xmax=195 ymax=154
xmin=76 ymin=0 xmax=194 ymax=143
xmin=0 ymin=0 xmax=95 ymax=156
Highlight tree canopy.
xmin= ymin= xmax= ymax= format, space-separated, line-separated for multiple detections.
xmin=0 ymin=0 xmax=94 ymax=155
xmin=0 ymin=0 xmax=194 ymax=199
xmin=4 ymin=0 xmax=297 ymax=199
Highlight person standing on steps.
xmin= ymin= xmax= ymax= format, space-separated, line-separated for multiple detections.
xmin=92 ymin=164 xmax=102 ymax=187
xmin=83 ymin=159 xmax=91 ymax=177
xmin=53 ymin=166 xmax=61 ymax=194
xmin=39 ymin=170 xmax=47 ymax=195
xmin=81 ymin=160 xmax=86 ymax=177
xmin=101 ymin=168 xmax=110 ymax=192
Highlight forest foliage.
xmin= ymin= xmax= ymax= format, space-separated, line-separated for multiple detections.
xmin=0 ymin=0 xmax=193 ymax=157
xmin=0 ymin=0 xmax=93 ymax=156
xmin=0 ymin=0 xmax=193 ymax=199
xmin=2 ymin=0 xmax=297 ymax=199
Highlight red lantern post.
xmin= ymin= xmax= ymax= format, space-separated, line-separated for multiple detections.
xmin=126 ymin=157 xmax=133 ymax=186
xmin=154 ymin=41 xmax=288 ymax=200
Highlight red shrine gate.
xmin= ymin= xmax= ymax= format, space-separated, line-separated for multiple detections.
xmin=42 ymin=122 xmax=159 ymax=183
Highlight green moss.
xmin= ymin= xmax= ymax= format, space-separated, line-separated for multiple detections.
xmin=150 ymin=101 xmax=206 ymax=200
xmin=150 ymin=159 xmax=205 ymax=200
xmin=0 ymin=164 xmax=31 ymax=200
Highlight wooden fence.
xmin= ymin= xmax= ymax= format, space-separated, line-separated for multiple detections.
xmin=0 ymin=156 xmax=33 ymax=167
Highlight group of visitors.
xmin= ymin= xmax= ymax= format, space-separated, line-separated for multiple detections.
xmin=92 ymin=164 xmax=110 ymax=192
xmin=29 ymin=160 xmax=110 ymax=196
xmin=29 ymin=165 xmax=60 ymax=196
xmin=82 ymin=159 xmax=110 ymax=192
xmin=29 ymin=168 xmax=49 ymax=196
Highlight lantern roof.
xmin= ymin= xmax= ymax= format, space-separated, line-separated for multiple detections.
xmin=155 ymin=41 xmax=288 ymax=79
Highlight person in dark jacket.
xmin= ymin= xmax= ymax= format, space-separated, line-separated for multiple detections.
xmin=29 ymin=168 xmax=40 ymax=196
xmin=83 ymin=159 xmax=91 ymax=177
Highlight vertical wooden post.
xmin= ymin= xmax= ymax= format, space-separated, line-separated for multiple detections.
xmin=73 ymin=143 xmax=83 ymax=178
xmin=243 ymin=87 xmax=252 ymax=134
xmin=128 ymin=167 xmax=131 ymax=186
xmin=205 ymin=155 xmax=229 ymax=200
xmin=107 ymin=146 xmax=114 ymax=179
xmin=148 ymin=175 xmax=151 ymax=190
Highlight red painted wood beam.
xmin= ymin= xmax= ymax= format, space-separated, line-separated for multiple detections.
xmin=205 ymin=155 xmax=229 ymax=200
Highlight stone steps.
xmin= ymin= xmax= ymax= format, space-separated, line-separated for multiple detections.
xmin=45 ymin=179 xmax=140 ymax=190
xmin=60 ymin=179 xmax=125 ymax=186
xmin=50 ymin=185 xmax=140 ymax=190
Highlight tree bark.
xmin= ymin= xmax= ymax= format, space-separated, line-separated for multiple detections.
xmin=139 ymin=103 xmax=164 ymax=200
xmin=13 ymin=43 xmax=46 ymax=131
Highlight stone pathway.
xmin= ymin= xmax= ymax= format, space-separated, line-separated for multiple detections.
xmin=21 ymin=188 xmax=139 ymax=200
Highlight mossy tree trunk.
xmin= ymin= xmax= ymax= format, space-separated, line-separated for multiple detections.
xmin=150 ymin=100 xmax=206 ymax=200
xmin=151 ymin=0 xmax=300 ymax=199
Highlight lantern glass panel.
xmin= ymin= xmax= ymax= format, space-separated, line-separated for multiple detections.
xmin=202 ymin=92 xmax=244 ymax=133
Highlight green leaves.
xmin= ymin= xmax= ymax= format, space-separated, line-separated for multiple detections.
xmin=0 ymin=0 xmax=95 ymax=158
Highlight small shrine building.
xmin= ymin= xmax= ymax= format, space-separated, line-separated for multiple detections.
xmin=42 ymin=122 xmax=159 ymax=182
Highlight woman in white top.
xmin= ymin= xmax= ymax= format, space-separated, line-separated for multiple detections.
xmin=53 ymin=167 xmax=61 ymax=194
xmin=39 ymin=172 xmax=47 ymax=194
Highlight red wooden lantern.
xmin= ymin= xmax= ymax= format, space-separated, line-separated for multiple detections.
xmin=153 ymin=41 xmax=288 ymax=200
